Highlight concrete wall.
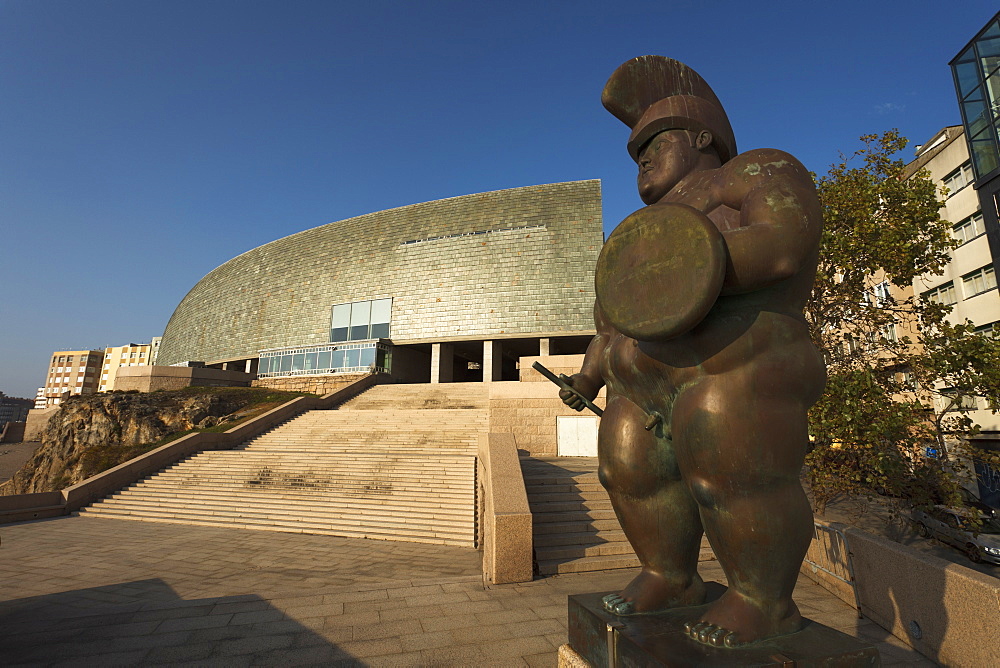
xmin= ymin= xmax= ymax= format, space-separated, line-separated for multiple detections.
xmin=113 ymin=366 xmax=253 ymax=392
xmin=24 ymin=407 xmax=59 ymax=442
xmin=801 ymin=520 xmax=1000 ymax=666
xmin=158 ymin=180 xmax=603 ymax=365
xmin=489 ymin=355 xmax=606 ymax=456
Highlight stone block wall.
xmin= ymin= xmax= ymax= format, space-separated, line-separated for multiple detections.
xmin=488 ymin=378 xmax=606 ymax=457
xmin=252 ymin=373 xmax=367 ymax=395
xmin=158 ymin=180 xmax=603 ymax=366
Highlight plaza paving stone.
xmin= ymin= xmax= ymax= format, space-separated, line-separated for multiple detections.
xmin=0 ymin=515 xmax=935 ymax=666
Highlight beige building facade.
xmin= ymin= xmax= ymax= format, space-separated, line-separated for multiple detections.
xmin=99 ymin=340 xmax=161 ymax=392
xmin=909 ymin=126 xmax=1000 ymax=431
xmin=36 ymin=349 xmax=104 ymax=408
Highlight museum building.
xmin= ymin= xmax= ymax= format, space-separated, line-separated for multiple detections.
xmin=157 ymin=180 xmax=604 ymax=388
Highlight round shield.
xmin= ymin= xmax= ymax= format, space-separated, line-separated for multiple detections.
xmin=596 ymin=203 xmax=725 ymax=341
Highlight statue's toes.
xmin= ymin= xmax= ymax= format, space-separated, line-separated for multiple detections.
xmin=697 ymin=623 xmax=719 ymax=644
xmin=707 ymin=627 xmax=730 ymax=646
xmin=601 ymin=594 xmax=622 ymax=612
xmin=611 ymin=600 xmax=634 ymax=615
xmin=684 ymin=621 xmax=708 ymax=638
xmin=723 ymin=630 xmax=743 ymax=648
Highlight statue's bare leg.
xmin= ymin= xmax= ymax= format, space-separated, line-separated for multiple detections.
xmin=672 ymin=373 xmax=814 ymax=647
xmin=598 ymin=395 xmax=706 ymax=615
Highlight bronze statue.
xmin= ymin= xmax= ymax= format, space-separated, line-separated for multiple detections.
xmin=560 ymin=56 xmax=825 ymax=648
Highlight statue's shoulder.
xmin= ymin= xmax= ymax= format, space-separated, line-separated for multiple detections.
xmin=722 ymin=148 xmax=809 ymax=182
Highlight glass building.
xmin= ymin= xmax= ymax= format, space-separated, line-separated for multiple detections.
xmin=951 ymin=11 xmax=1000 ymax=278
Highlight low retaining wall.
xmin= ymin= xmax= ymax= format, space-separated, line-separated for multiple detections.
xmin=114 ymin=366 xmax=254 ymax=392
xmin=0 ymin=374 xmax=384 ymax=523
xmin=479 ymin=433 xmax=533 ymax=584
xmin=801 ymin=519 xmax=1000 ymax=666
xmin=253 ymin=373 xmax=367 ymax=395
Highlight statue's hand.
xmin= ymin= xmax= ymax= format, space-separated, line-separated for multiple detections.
xmin=559 ymin=374 xmax=599 ymax=412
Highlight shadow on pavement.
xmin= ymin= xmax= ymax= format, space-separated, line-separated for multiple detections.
xmin=0 ymin=578 xmax=361 ymax=666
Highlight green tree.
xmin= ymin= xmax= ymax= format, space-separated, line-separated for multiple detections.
xmin=804 ymin=130 xmax=1000 ymax=515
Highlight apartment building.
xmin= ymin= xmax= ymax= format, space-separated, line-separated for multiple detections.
xmin=908 ymin=126 xmax=1000 ymax=431
xmin=99 ymin=340 xmax=160 ymax=392
xmin=38 ymin=350 xmax=104 ymax=407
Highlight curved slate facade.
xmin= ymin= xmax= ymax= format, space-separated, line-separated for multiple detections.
xmin=158 ymin=180 xmax=603 ymax=365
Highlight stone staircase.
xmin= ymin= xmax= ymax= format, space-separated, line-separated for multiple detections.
xmin=78 ymin=383 xmax=488 ymax=546
xmin=522 ymin=457 xmax=715 ymax=575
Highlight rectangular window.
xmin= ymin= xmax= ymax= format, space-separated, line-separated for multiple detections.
xmin=974 ymin=321 xmax=1000 ymax=338
xmin=331 ymin=303 xmax=351 ymax=342
xmin=279 ymin=355 xmax=292 ymax=373
xmin=291 ymin=353 xmax=305 ymax=372
xmin=962 ymin=265 xmax=997 ymax=298
xmin=370 ymin=298 xmax=392 ymax=339
xmin=360 ymin=347 xmax=376 ymax=368
xmin=304 ymin=351 xmax=317 ymax=371
xmin=953 ymin=211 xmax=985 ymax=244
xmin=317 ymin=350 xmax=332 ymax=369
xmin=349 ymin=300 xmax=371 ymax=341
xmin=332 ymin=349 xmax=345 ymax=368
xmin=924 ymin=281 xmax=957 ymax=305
xmin=258 ymin=357 xmax=271 ymax=374
xmin=944 ymin=161 xmax=975 ymax=194
xmin=344 ymin=348 xmax=360 ymax=368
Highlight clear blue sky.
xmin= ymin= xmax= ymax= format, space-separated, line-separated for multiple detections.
xmin=1 ymin=0 xmax=995 ymax=399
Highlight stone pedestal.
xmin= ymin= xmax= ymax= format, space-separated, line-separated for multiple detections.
xmin=565 ymin=586 xmax=880 ymax=667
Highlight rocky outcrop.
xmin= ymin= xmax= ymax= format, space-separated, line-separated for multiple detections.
xmin=0 ymin=390 xmax=262 ymax=495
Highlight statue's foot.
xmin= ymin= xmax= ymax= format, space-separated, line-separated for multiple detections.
xmin=683 ymin=589 xmax=803 ymax=648
xmin=602 ymin=569 xmax=705 ymax=616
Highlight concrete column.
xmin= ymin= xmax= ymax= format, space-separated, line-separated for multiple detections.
xmin=483 ymin=340 xmax=502 ymax=382
xmin=431 ymin=343 xmax=454 ymax=384
xmin=245 ymin=359 xmax=253 ymax=373
xmin=539 ymin=338 xmax=550 ymax=356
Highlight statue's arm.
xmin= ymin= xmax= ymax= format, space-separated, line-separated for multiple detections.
xmin=716 ymin=151 xmax=822 ymax=295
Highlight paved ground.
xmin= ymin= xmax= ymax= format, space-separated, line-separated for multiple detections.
xmin=0 ymin=515 xmax=934 ymax=666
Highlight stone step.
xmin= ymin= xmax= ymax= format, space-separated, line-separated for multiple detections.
xmin=535 ymin=540 xmax=636 ymax=561
xmin=528 ymin=499 xmax=614 ymax=513
xmin=75 ymin=511 xmax=474 ymax=546
xmin=532 ymin=529 xmax=628 ymax=547
xmin=537 ymin=553 xmax=641 ymax=575
xmin=85 ymin=500 xmax=474 ymax=529
xmin=114 ymin=489 xmax=474 ymax=514
xmin=131 ymin=480 xmax=474 ymax=500
xmin=532 ymin=518 xmax=623 ymax=535
xmin=531 ymin=509 xmax=618 ymax=523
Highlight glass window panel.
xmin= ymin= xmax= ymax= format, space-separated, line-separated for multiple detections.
xmin=332 ymin=303 xmax=351 ymax=328
xmin=291 ymin=353 xmax=304 ymax=371
xmin=964 ymin=98 xmax=990 ymax=136
xmin=331 ymin=327 xmax=349 ymax=342
xmin=370 ymin=322 xmax=390 ymax=339
xmin=371 ymin=298 xmax=392 ymax=324
xmin=376 ymin=348 xmax=387 ymax=368
xmin=350 ymin=324 xmax=370 ymax=340
xmin=350 ymin=300 xmax=371 ymax=327
xmin=984 ymin=70 xmax=1000 ymax=113
xmin=984 ymin=19 xmax=1000 ymax=39
xmin=956 ymin=60 xmax=981 ymax=99
xmin=360 ymin=347 xmax=376 ymax=368
xmin=259 ymin=357 xmax=270 ymax=374
xmin=345 ymin=348 xmax=360 ymax=368
xmin=279 ymin=355 xmax=292 ymax=373
xmin=332 ymin=349 xmax=345 ymax=368
xmin=317 ymin=350 xmax=332 ymax=369
xmin=304 ymin=351 xmax=317 ymax=370
xmin=978 ymin=36 xmax=1000 ymax=76
xmin=970 ymin=131 xmax=1000 ymax=177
